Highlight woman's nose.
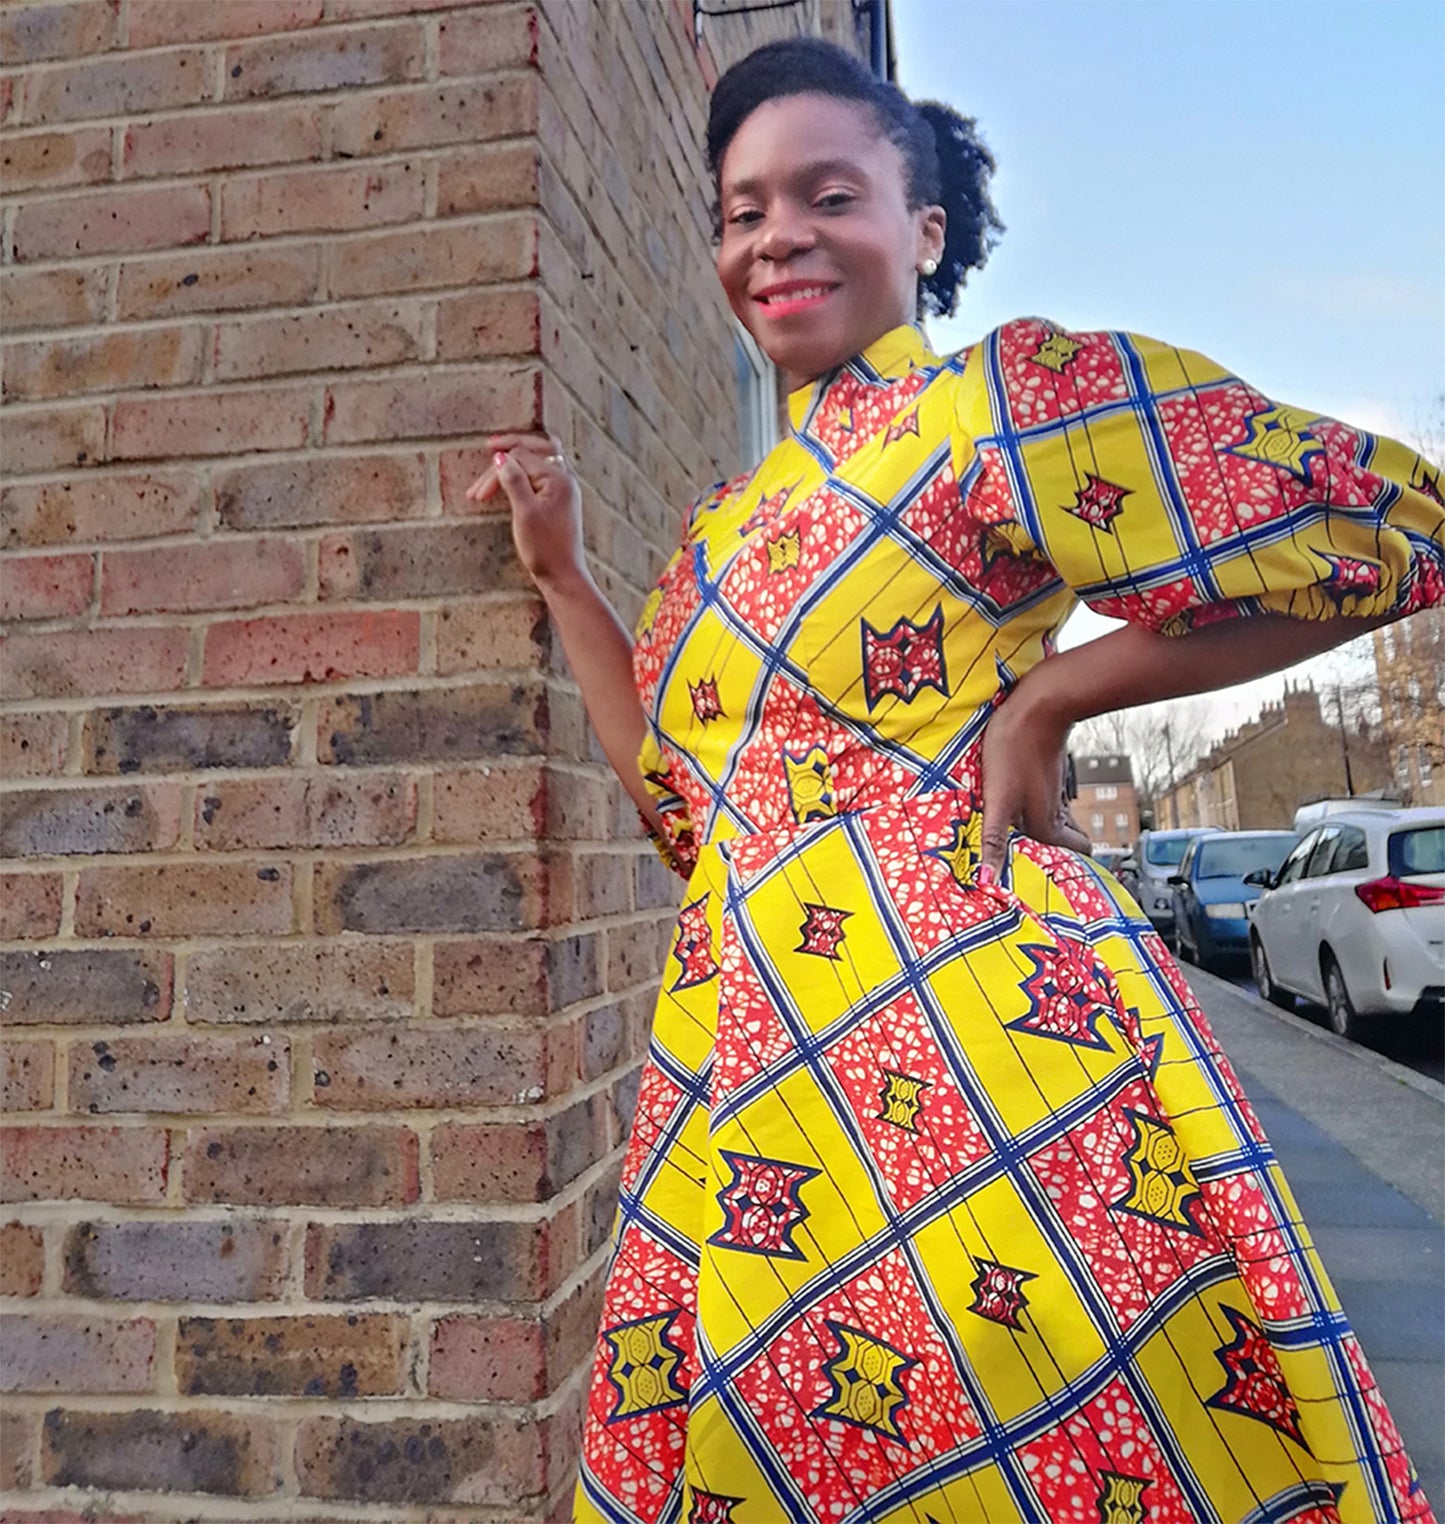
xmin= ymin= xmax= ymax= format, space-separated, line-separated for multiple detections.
xmin=758 ymin=206 xmax=816 ymax=261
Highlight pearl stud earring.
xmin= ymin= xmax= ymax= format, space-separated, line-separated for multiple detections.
xmin=919 ymin=257 xmax=939 ymax=277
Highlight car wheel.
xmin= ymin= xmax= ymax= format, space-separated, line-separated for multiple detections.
xmin=1251 ymin=934 xmax=1293 ymax=1010
xmin=1323 ymin=953 xmax=1361 ymax=1042
xmin=1176 ymin=920 xmax=1195 ymax=964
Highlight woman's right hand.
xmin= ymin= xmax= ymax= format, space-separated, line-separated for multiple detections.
xmin=466 ymin=431 xmax=586 ymax=590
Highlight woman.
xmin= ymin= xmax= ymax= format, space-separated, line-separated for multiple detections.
xmin=472 ymin=38 xmax=1441 ymax=1524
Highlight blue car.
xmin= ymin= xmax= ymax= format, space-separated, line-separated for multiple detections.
xmin=1169 ymin=831 xmax=1297 ymax=971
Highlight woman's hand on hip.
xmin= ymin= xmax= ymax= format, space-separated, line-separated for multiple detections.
xmin=466 ymin=432 xmax=586 ymax=591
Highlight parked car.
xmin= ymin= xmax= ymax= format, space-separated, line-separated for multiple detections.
xmin=1292 ymin=795 xmax=1403 ymax=834
xmin=1248 ymin=808 xmax=1445 ymax=1041
xmin=1090 ymin=845 xmax=1129 ymax=875
xmin=1120 ymin=827 xmax=1223 ymax=941
xmin=1169 ymin=830 xmax=1297 ymax=972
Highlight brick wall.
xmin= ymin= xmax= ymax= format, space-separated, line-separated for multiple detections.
xmin=0 ymin=0 xmax=866 ymax=1515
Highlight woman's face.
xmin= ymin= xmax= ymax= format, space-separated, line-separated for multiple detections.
xmin=715 ymin=93 xmax=946 ymax=388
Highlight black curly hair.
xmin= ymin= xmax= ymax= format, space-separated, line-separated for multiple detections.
xmin=705 ymin=37 xmax=1003 ymax=319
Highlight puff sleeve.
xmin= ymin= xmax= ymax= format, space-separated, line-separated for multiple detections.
xmin=957 ymin=319 xmax=1445 ymax=634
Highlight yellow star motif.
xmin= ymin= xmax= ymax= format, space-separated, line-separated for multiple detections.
xmin=1113 ymin=1109 xmax=1204 ymax=1235
xmin=603 ymin=1313 xmax=688 ymax=1418
xmin=927 ymin=820 xmax=977 ymax=888
xmin=1229 ymin=405 xmax=1324 ymax=481
xmin=1029 ymin=331 xmax=1084 ymax=372
xmin=1098 ymin=1473 xmax=1151 ymax=1524
xmin=816 ymin=1323 xmax=915 ymax=1440
xmin=767 ymin=531 xmax=801 ymax=573
xmin=783 ymin=745 xmax=836 ymax=824
xmin=878 ymin=1071 xmax=930 ymax=1131
xmin=635 ymin=586 xmax=664 ymax=640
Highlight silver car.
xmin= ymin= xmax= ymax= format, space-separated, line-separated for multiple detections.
xmin=1247 ymin=807 xmax=1445 ymax=1041
xmin=1120 ymin=827 xmax=1223 ymax=941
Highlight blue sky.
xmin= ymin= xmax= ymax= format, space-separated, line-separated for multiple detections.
xmin=895 ymin=0 xmax=1444 ymax=739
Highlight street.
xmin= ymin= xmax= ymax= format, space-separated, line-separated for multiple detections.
xmin=1186 ymin=968 xmax=1445 ymax=1508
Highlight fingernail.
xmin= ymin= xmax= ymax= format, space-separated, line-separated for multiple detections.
xmin=976 ymin=864 xmax=997 ymax=886
xmin=493 ymin=451 xmax=506 ymax=468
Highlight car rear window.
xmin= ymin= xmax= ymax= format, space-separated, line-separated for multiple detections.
xmin=1145 ymin=838 xmax=1190 ymax=866
xmin=1196 ymin=836 xmax=1294 ymax=879
xmin=1391 ymin=826 xmax=1445 ymax=877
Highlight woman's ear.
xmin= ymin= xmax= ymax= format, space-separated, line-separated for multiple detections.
xmin=920 ymin=204 xmax=947 ymax=268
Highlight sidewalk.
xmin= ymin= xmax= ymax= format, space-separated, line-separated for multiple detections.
xmin=1186 ymin=969 xmax=1445 ymax=1510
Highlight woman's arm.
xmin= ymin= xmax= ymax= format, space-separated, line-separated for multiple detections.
xmin=979 ymin=613 xmax=1386 ymax=875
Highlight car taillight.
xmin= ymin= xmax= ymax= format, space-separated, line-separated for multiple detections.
xmin=1354 ymin=876 xmax=1445 ymax=913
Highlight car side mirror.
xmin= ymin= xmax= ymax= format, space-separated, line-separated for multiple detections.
xmin=1119 ymin=858 xmax=1136 ymax=874
xmin=1166 ymin=874 xmax=1186 ymax=886
xmin=1242 ymin=868 xmax=1273 ymax=889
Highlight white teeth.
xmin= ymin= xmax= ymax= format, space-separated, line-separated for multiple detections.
xmin=761 ymin=286 xmax=832 ymax=303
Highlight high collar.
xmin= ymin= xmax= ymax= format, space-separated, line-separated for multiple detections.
xmin=785 ymin=323 xmax=941 ymax=433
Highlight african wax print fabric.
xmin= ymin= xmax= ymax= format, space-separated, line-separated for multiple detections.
xmin=576 ymin=320 xmax=1444 ymax=1524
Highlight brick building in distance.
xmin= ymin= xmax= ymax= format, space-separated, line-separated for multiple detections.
xmin=1374 ymin=607 xmax=1445 ymax=807
xmin=1074 ymin=753 xmax=1139 ymax=850
xmin=0 ymin=1 xmax=882 ymax=1516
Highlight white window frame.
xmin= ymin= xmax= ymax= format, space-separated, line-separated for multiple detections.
xmin=734 ymin=323 xmax=780 ymax=468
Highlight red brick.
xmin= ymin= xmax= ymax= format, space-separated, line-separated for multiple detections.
xmin=0 ymin=403 xmax=105 ymax=473
xmin=440 ymin=443 xmax=511 ymax=512
xmin=434 ymin=596 xmax=553 ymax=675
xmin=0 ymin=1125 xmax=168 ymax=1204
xmin=0 ymin=0 xmax=119 ymax=63
xmin=23 ymin=46 xmax=210 ymax=122
xmin=324 ymin=364 xmax=541 ymax=444
xmin=0 ymin=713 xmax=68 ymax=777
xmin=40 ymin=1408 xmax=280 ymax=1497
xmin=2 ymin=325 xmax=206 ymax=402
xmin=1 ymin=1040 xmax=54 ymax=1112
xmin=311 ymin=1024 xmax=552 ymax=1109
xmin=0 ymin=126 xmax=112 ymax=192
xmin=213 ymin=451 xmax=426 ymax=530
xmin=12 ymin=184 xmax=210 ymax=261
xmin=435 ymin=141 xmax=539 ymax=216
xmin=432 ymin=763 xmax=545 ymax=843
xmin=319 ymin=522 xmax=530 ymax=601
xmin=63 ymin=1217 xmax=289 ymax=1302
xmin=84 ymin=701 xmax=297 ymax=774
xmin=128 ymin=0 xmax=322 ymax=47
xmin=328 ymin=0 xmax=471 ymax=13
xmin=0 ymin=948 xmax=171 ymax=1026
xmin=202 ymin=610 xmax=420 ymax=687
xmin=435 ymin=287 xmax=541 ymax=362
xmin=176 ymin=1312 xmax=405 ymax=1396
xmin=116 ymin=245 xmax=322 ymax=320
xmin=0 ymin=1313 xmax=155 ymax=1393
xmin=0 ymin=266 xmax=108 ymax=331
xmin=330 ymin=212 xmax=536 ymax=298
xmin=75 ymin=861 xmax=294 ymax=937
xmin=0 ymin=552 xmax=92 ymax=620
xmin=0 ymin=1223 xmax=45 ymax=1296
xmin=0 ymin=782 xmax=182 ymax=857
xmin=196 ymin=771 xmax=414 ymax=850
xmin=319 ymin=681 xmax=549 ymax=764
xmin=220 ymin=160 xmax=425 ymax=239
xmin=0 ymin=1407 xmax=36 ymax=1490
xmin=100 ymin=536 xmax=306 ymax=615
xmin=122 ymin=101 xmax=321 ymax=178
xmin=0 ymin=626 xmax=188 ymax=700
xmin=330 ymin=75 xmax=537 ymax=158
xmin=314 ymin=852 xmax=550 ymax=935
xmin=184 ymin=1125 xmax=419 ymax=1207
xmin=0 ymin=874 xmax=62 ymax=940
xmin=223 ymin=19 xmax=425 ymax=99
xmin=432 ymin=1095 xmax=608 ymax=1202
xmin=432 ymin=934 xmax=600 ymax=1018
xmin=438 ymin=4 xmax=537 ymax=75
xmin=1 ymin=471 xmax=202 ymax=548
xmin=214 ymin=300 xmax=425 ymax=382
xmin=69 ymin=1032 xmax=290 ymax=1115
xmin=184 ymin=940 xmax=413 ymax=1025
xmin=112 ymin=383 xmax=310 ymax=461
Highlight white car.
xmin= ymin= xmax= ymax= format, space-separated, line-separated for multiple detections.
xmin=1247 ymin=807 xmax=1445 ymax=1041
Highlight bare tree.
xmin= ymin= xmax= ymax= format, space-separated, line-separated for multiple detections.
xmin=1073 ymin=698 xmax=1211 ymax=818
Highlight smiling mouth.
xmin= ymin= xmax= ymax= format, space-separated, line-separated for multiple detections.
xmin=754 ymin=283 xmax=840 ymax=314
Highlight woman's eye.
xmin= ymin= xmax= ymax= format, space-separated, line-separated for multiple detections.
xmin=816 ymin=192 xmax=854 ymax=210
xmin=727 ymin=209 xmax=763 ymax=226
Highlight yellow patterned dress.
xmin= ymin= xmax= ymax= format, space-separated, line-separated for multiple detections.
xmin=576 ymin=320 xmax=1444 ymax=1524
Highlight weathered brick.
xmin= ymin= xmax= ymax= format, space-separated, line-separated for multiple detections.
xmin=0 ymin=1313 xmax=155 ymax=1394
xmin=23 ymin=46 xmax=210 ymax=122
xmin=202 ymin=610 xmax=420 ymax=688
xmin=432 ymin=1094 xmax=608 ymax=1203
xmin=331 ymin=76 xmax=537 ymax=158
xmin=0 ymin=713 xmax=68 ymax=778
xmin=3 ymin=326 xmax=206 ymax=402
xmin=305 ymin=1217 xmax=556 ymax=1303
xmin=315 ymin=853 xmax=547 ymax=935
xmin=0 ymin=126 xmax=112 ymax=192
xmin=220 ymin=160 xmax=425 ymax=239
xmin=214 ymin=300 xmax=425 ymax=382
xmin=84 ymin=701 xmax=297 ymax=774
xmin=0 ymin=1222 xmax=45 ymax=1296
xmin=578 ymin=849 xmax=634 ymax=919
xmin=435 ymin=142 xmax=539 ymax=217
xmin=324 ymin=363 xmax=540 ymax=445
xmin=319 ymin=682 xmax=549 ymax=765
xmin=435 ymin=287 xmax=542 ymax=364
xmin=0 ymin=783 xmax=182 ymax=857
xmin=319 ymin=521 xmax=531 ymax=603
xmin=0 ymin=266 xmax=109 ymax=331
xmin=101 ymin=536 xmax=306 ymax=615
xmin=185 ymin=1125 xmax=418 ymax=1207
xmin=76 ymin=862 xmax=293 ymax=938
xmin=116 ymin=245 xmax=322 ymax=320
xmin=0 ymin=874 xmax=63 ymax=940
xmin=214 ymin=451 xmax=426 ymax=530
xmin=177 ymin=1313 xmax=405 ymax=1397
xmin=1 ymin=471 xmax=202 ymax=548
xmin=432 ymin=933 xmax=600 ymax=1018
xmin=12 ymin=184 xmax=210 ymax=261
xmin=0 ymin=1125 xmax=168 ymax=1203
xmin=195 ymin=771 xmax=414 ymax=851
xmin=0 ymin=627 xmax=187 ymax=701
xmin=184 ymin=941 xmax=413 ymax=1025
xmin=224 ymin=19 xmax=425 ymax=99
xmin=128 ymin=0 xmax=321 ymax=47
xmin=329 ymin=0 xmax=472 ymax=13
xmin=0 ymin=0 xmax=119 ymax=63
xmin=437 ymin=4 xmax=537 ymax=75
xmin=606 ymin=914 xmax=671 ymax=993
xmin=63 ymin=1218 xmax=288 ymax=1302
xmin=40 ymin=1408 xmax=280 ymax=1497
xmin=112 ymin=384 xmax=310 ymax=461
xmin=0 ymin=551 xmax=92 ymax=620
xmin=432 ymin=763 xmax=544 ymax=843
xmin=329 ymin=212 xmax=537 ymax=299
xmin=1 ymin=1040 xmax=54 ymax=1112
xmin=0 ymin=403 xmax=105 ymax=473
xmin=311 ymin=1024 xmax=548 ymax=1110
xmin=0 ymin=948 xmax=171 ymax=1027
xmin=121 ymin=101 xmax=322 ymax=178
xmin=0 ymin=1406 xmax=35 ymax=1490
xmin=69 ymin=1032 xmax=290 ymax=1116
